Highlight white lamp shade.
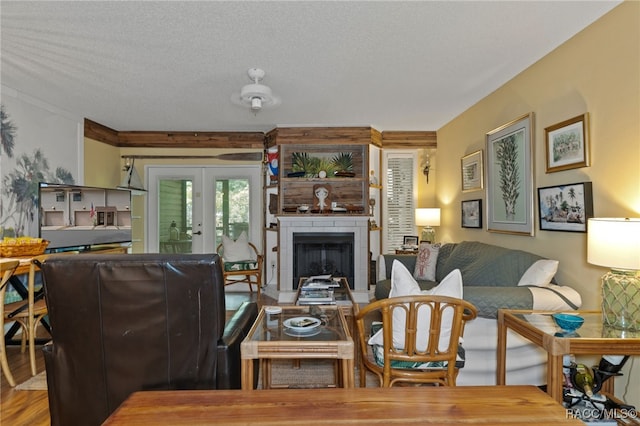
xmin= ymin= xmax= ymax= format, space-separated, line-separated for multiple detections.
xmin=587 ymin=218 xmax=640 ymax=270
xmin=415 ymin=208 xmax=441 ymax=227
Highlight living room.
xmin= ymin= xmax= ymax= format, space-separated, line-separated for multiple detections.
xmin=1 ymin=1 xmax=638 ymax=423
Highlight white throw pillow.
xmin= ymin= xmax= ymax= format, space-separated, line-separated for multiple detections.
xmin=413 ymin=242 xmax=440 ymax=281
xmin=389 ymin=259 xmax=421 ymax=297
xmin=517 ymin=259 xmax=559 ymax=287
xmin=369 ymin=260 xmax=463 ymax=352
xmin=221 ymin=231 xmax=254 ymax=262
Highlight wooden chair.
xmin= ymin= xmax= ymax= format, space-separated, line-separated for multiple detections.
xmin=0 ymin=258 xmax=23 ymax=386
xmin=216 ymin=242 xmax=263 ymax=296
xmin=355 ymin=295 xmax=477 ymax=387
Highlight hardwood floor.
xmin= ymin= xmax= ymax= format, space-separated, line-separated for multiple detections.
xmin=0 ymin=292 xmax=269 ymax=426
xmin=1 ymin=328 xmax=50 ymax=426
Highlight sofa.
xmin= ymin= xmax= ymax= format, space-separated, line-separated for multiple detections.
xmin=375 ymin=241 xmax=582 ymax=386
xmin=39 ymin=253 xmax=258 ymax=426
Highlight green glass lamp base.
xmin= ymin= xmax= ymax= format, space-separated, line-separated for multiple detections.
xmin=420 ymin=227 xmax=436 ymax=244
xmin=601 ymin=269 xmax=640 ymax=331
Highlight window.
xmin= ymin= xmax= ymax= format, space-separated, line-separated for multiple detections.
xmin=383 ymin=151 xmax=418 ymax=252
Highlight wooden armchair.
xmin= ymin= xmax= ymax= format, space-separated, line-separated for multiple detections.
xmin=216 ymin=242 xmax=263 ymax=296
xmin=355 ymin=295 xmax=477 ymax=387
xmin=0 ymin=256 xmax=51 ymax=386
xmin=0 ymin=258 xmax=21 ymax=386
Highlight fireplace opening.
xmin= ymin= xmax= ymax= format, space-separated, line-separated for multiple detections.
xmin=293 ymin=232 xmax=354 ymax=289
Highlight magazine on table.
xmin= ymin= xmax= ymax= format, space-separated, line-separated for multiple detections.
xmin=302 ymin=275 xmax=340 ymax=289
xmin=298 ymin=288 xmax=335 ymax=304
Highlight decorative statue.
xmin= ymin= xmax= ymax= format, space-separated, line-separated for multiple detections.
xmin=313 ymin=184 xmax=331 ymax=211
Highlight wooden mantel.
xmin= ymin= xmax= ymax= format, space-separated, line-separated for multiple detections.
xmin=84 ymin=119 xmax=436 ymax=149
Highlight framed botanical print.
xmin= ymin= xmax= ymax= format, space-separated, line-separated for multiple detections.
xmin=485 ymin=113 xmax=535 ymax=236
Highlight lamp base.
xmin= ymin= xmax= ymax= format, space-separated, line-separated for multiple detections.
xmin=601 ymin=269 xmax=640 ymax=331
xmin=420 ymin=227 xmax=436 ymax=244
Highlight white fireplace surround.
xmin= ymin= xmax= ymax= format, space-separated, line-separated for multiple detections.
xmin=277 ymin=216 xmax=370 ymax=304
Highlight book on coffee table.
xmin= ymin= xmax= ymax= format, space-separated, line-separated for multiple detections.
xmin=298 ymin=289 xmax=335 ymax=304
xmin=302 ymin=275 xmax=340 ymax=290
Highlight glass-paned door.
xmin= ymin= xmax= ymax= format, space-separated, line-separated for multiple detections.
xmin=215 ymin=178 xmax=250 ymax=247
xmin=147 ymin=166 xmax=261 ymax=255
xmin=158 ymin=178 xmax=194 ymax=253
xmin=148 ymin=168 xmax=202 ymax=254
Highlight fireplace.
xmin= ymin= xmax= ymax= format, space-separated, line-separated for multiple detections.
xmin=293 ymin=232 xmax=354 ymax=289
xmin=277 ymin=216 xmax=370 ymax=303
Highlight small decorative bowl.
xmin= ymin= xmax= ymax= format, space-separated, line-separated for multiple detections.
xmin=552 ymin=313 xmax=584 ymax=332
xmin=298 ymin=205 xmax=309 ymax=213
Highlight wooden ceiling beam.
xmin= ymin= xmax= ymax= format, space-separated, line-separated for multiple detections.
xmin=85 ymin=119 xmax=436 ymax=149
xmin=84 ymin=119 xmax=264 ymax=149
xmin=381 ymin=131 xmax=437 ymax=149
xmin=84 ymin=119 xmax=120 ymax=146
xmin=116 ymin=131 xmax=265 ymax=149
xmin=272 ymin=126 xmax=379 ymax=145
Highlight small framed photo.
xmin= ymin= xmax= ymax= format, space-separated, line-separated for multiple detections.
xmin=461 ymin=150 xmax=483 ymax=192
xmin=545 ymin=113 xmax=590 ymax=173
xmin=538 ymin=182 xmax=593 ymax=233
xmin=403 ymin=235 xmax=419 ymax=246
xmin=461 ymin=199 xmax=482 ymax=229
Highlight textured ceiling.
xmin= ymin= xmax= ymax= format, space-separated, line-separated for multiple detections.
xmin=1 ymin=1 xmax=621 ymax=133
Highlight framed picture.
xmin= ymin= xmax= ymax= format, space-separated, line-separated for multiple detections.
xmin=545 ymin=113 xmax=590 ymax=173
xmin=461 ymin=150 xmax=484 ymax=192
xmin=538 ymin=182 xmax=593 ymax=233
xmin=403 ymin=235 xmax=419 ymax=246
xmin=461 ymin=199 xmax=482 ymax=228
xmin=486 ymin=113 xmax=535 ymax=236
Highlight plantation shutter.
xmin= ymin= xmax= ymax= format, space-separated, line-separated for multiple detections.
xmin=384 ymin=153 xmax=416 ymax=252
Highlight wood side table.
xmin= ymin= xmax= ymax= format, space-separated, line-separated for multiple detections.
xmin=497 ymin=309 xmax=640 ymax=403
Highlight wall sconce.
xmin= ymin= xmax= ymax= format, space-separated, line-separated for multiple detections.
xmin=118 ymin=157 xmax=147 ymax=195
xmin=415 ymin=208 xmax=441 ymax=243
xmin=422 ymin=153 xmax=431 ymax=183
xmin=587 ymin=218 xmax=640 ymax=330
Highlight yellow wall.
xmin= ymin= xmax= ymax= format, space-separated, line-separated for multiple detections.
xmin=437 ymin=1 xmax=639 ymax=405
xmin=84 ymin=138 xmax=121 ymax=187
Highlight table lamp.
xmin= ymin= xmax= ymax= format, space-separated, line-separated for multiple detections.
xmin=415 ymin=208 xmax=441 ymax=243
xmin=587 ymin=218 xmax=640 ymax=330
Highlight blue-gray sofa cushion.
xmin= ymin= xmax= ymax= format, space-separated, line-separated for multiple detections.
xmin=375 ymin=241 xmax=552 ymax=318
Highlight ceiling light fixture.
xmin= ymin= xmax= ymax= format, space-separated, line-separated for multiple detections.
xmin=231 ymin=68 xmax=280 ymax=114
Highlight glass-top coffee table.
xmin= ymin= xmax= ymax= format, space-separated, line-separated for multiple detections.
xmin=240 ymin=305 xmax=354 ymax=390
xmin=497 ymin=309 xmax=640 ymax=403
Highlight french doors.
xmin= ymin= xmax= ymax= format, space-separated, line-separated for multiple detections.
xmin=146 ymin=166 xmax=262 ymax=254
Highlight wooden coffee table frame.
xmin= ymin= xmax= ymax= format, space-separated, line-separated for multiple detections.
xmin=497 ymin=309 xmax=640 ymax=403
xmin=241 ymin=305 xmax=354 ymax=390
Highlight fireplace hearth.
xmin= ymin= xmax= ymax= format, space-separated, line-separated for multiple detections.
xmin=293 ymin=232 xmax=354 ymax=289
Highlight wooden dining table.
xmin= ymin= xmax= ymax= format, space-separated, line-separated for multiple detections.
xmin=103 ymin=385 xmax=581 ymax=425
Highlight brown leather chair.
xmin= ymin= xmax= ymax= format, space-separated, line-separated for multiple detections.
xmin=39 ymin=253 xmax=258 ymax=426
